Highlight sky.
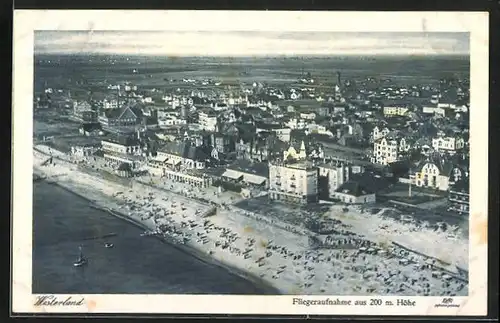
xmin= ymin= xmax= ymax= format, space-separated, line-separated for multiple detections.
xmin=34 ymin=31 xmax=469 ymax=56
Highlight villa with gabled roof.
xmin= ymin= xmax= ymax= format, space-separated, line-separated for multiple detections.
xmin=413 ymin=155 xmax=466 ymax=191
xmin=98 ymin=102 xmax=144 ymax=128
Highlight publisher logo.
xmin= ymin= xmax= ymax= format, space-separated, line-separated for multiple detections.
xmin=434 ymin=298 xmax=460 ymax=308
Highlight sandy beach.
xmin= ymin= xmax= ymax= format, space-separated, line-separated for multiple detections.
xmin=33 ymin=145 xmax=469 ymax=296
xmin=33 ymin=151 xmax=279 ymax=294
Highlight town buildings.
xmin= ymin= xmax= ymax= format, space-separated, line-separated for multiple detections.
xmin=432 ymin=132 xmax=465 ymax=154
xmin=198 ymin=108 xmax=218 ymax=132
xmin=272 ymin=128 xmax=292 ymax=142
xmin=318 ymin=162 xmax=350 ymax=199
xmin=98 ymin=103 xmax=145 ymax=128
xmin=448 ymin=177 xmax=469 ymax=215
xmin=372 ymin=135 xmax=400 ymax=165
xmin=101 ymin=135 xmax=143 ymax=169
xmin=38 ymin=61 xmax=470 ymax=215
xmin=222 ymin=160 xmax=269 ymax=188
xmin=285 ymin=118 xmax=307 ymax=130
xmin=156 ymin=141 xmax=209 ymax=170
xmin=422 ymin=104 xmax=446 ymax=118
xmin=268 ymin=161 xmax=319 ymax=204
xmin=73 ymin=100 xmax=97 ymax=122
xmin=371 ymin=126 xmax=391 ymax=142
xmin=334 ymin=180 xmax=376 ymax=204
xmin=102 ymin=96 xmax=125 ymax=110
xmin=235 ymin=135 xmax=287 ymax=163
xmin=283 ymin=141 xmax=307 ymax=161
xmin=413 ymin=157 xmax=465 ymax=191
xmin=101 ymin=135 xmax=141 ymax=155
xmin=70 ymin=144 xmax=100 ymax=157
xmin=383 ymin=105 xmax=409 ymax=117
xmin=147 ymin=156 xmax=213 ymax=188
xmin=210 ymin=133 xmax=236 ymax=155
xmin=100 ymin=134 xmax=143 ymax=168
xmin=158 ymin=115 xmax=187 ymax=127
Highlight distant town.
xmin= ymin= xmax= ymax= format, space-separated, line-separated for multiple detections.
xmin=35 ymin=56 xmax=469 ymax=216
xmin=33 ymin=54 xmax=470 ymax=296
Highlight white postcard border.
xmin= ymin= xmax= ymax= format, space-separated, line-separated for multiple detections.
xmin=12 ymin=10 xmax=489 ymax=316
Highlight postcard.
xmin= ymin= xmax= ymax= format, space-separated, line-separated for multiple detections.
xmin=12 ymin=10 xmax=489 ymax=316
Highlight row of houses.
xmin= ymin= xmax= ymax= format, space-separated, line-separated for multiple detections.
xmin=76 ymin=104 xmax=469 ymax=192
xmin=74 ymin=98 xmax=221 ymax=133
xmin=79 ymin=119 xmax=468 ymax=194
xmin=371 ymin=126 xmax=467 ymax=166
xmin=70 ymin=127 xmax=469 ymax=213
xmin=267 ymin=157 xmax=469 ymax=210
xmin=72 ymin=95 xmax=467 ymax=158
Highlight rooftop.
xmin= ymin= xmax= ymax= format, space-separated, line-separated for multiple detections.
xmin=317 ymin=162 xmax=347 ymax=170
xmin=350 ymin=172 xmax=392 ymax=194
xmin=416 ymin=155 xmax=462 ymax=176
xmin=227 ymin=159 xmax=269 ymax=178
xmin=157 ymin=141 xmax=209 ymax=162
xmin=102 ymin=102 xmax=144 ymax=119
xmin=102 ymin=134 xmax=140 ymax=147
xmin=104 ymin=151 xmax=144 ymax=162
xmin=335 ymin=180 xmax=375 ymax=197
xmin=285 ymin=161 xmax=316 ymax=171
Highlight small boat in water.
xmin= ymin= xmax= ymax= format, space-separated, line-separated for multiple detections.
xmin=73 ymin=246 xmax=88 ymax=267
xmin=105 ymin=243 xmax=114 ymax=248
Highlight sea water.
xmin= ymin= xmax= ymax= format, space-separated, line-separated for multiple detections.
xmin=32 ymin=181 xmax=274 ymax=294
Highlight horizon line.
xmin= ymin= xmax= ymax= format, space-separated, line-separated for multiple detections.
xmin=35 ymin=52 xmax=470 ymax=58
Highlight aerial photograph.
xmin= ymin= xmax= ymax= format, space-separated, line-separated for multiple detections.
xmin=32 ymin=31 xmax=470 ymax=296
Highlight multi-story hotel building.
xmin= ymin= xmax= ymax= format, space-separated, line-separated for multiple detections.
xmin=268 ymin=161 xmax=319 ymax=204
xmin=372 ymin=136 xmax=399 ymax=165
xmin=372 ymin=132 xmax=411 ymax=166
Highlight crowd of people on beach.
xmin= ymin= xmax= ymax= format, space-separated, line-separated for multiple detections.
xmin=110 ymin=184 xmax=467 ymax=296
